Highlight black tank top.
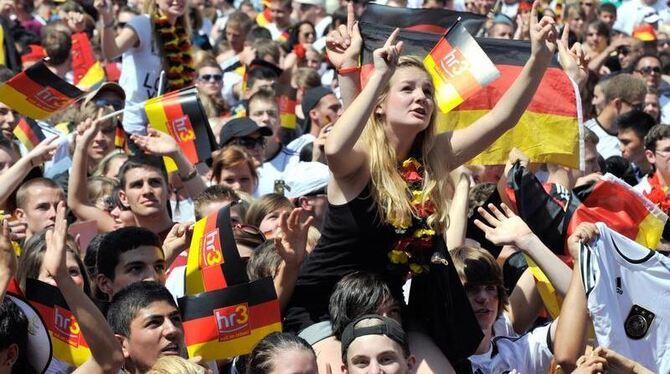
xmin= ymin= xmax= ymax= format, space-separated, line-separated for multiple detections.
xmin=283 ymin=185 xmax=400 ymax=333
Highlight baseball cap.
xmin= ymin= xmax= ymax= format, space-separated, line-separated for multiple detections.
xmin=83 ymin=82 xmax=126 ymax=108
xmin=492 ymin=14 xmax=514 ymax=27
xmin=341 ymin=314 xmax=409 ymax=359
xmin=302 ymin=86 xmax=334 ymax=129
xmin=219 ymin=117 xmax=273 ymax=147
xmin=5 ymin=294 xmax=52 ymax=373
xmin=284 ymin=161 xmax=330 ymax=198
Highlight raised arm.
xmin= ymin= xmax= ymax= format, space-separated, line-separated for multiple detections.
xmin=0 ymin=220 xmax=15 ymax=302
xmin=553 ymin=223 xmax=599 ymax=372
xmin=0 ymin=137 xmax=57 ymax=207
xmin=131 ymin=129 xmax=207 ymax=198
xmin=324 ymin=29 xmax=402 ymax=178
xmin=441 ymin=0 xmax=558 ymax=167
xmin=68 ymin=118 xmax=118 ymax=232
xmin=44 ymin=203 xmax=124 ymax=374
xmin=325 ymin=2 xmax=363 ymax=109
xmin=446 ymin=168 xmax=470 ymax=250
xmin=94 ymin=0 xmax=138 ymax=60
xmin=272 ymin=208 xmax=313 ymax=312
xmin=474 ymin=203 xmax=571 ymax=296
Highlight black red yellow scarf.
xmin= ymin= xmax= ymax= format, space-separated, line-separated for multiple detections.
xmin=153 ymin=15 xmax=195 ymax=90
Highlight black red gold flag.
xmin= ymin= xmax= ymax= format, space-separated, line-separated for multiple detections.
xmin=144 ymin=87 xmax=217 ymax=172
xmin=185 ymin=205 xmax=249 ymax=295
xmin=179 ymin=277 xmax=282 ymax=361
xmin=359 ymin=6 xmax=582 ymax=168
xmin=71 ymin=32 xmax=105 ymax=90
xmin=0 ymin=60 xmax=85 ymax=119
xmin=24 ymin=278 xmax=92 ymax=367
xmin=13 ymin=117 xmax=46 ymax=150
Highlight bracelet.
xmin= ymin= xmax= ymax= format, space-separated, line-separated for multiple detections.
xmin=338 ymin=66 xmax=360 ymax=76
xmin=179 ymin=168 xmax=198 ymax=182
xmin=103 ymin=19 xmax=115 ymax=29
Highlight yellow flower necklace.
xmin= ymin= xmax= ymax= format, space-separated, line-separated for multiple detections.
xmin=387 ymin=157 xmax=436 ymax=276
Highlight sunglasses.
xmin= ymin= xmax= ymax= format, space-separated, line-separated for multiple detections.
xmin=95 ymin=98 xmax=124 ymax=111
xmin=199 ymin=74 xmax=223 ymax=82
xmin=617 ymin=46 xmax=631 ymax=56
xmin=637 ymin=66 xmax=662 ymax=75
xmin=621 ymin=99 xmax=644 ymax=111
xmin=230 ymin=136 xmax=266 ymax=148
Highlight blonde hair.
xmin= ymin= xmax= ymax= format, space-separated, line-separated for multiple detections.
xmin=362 ymin=56 xmax=451 ymax=231
xmin=147 ymin=356 xmax=207 ymax=374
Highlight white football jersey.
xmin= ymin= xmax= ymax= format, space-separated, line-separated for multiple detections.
xmin=581 ymin=223 xmax=670 ymax=373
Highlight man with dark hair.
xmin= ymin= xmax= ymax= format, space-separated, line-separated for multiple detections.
xmin=96 ymin=226 xmax=166 ymax=300
xmin=584 ymin=74 xmax=647 ymax=159
xmin=117 ymin=158 xmax=174 ymax=237
xmin=616 ymin=110 xmax=656 ymax=180
xmin=13 ymin=178 xmax=65 ymax=240
xmin=636 ymin=124 xmax=670 ymax=194
xmin=107 ymin=281 xmax=185 ymax=373
xmin=288 ymin=86 xmax=341 ymax=154
xmin=598 ymin=3 xmax=617 ymax=28
xmin=0 ymin=298 xmax=33 ymax=373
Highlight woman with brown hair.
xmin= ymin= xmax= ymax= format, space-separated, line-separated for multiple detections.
xmin=211 ymin=145 xmax=258 ymax=195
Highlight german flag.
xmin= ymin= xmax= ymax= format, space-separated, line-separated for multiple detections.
xmin=145 ymin=87 xmax=217 ymax=173
xmin=24 ymin=278 xmax=91 ymax=367
xmin=359 ymin=5 xmax=582 ymax=169
xmin=0 ymin=60 xmax=85 ymax=120
xmin=185 ymin=205 xmax=249 ymax=296
xmin=277 ymin=86 xmax=297 ymax=129
xmin=179 ymin=277 xmax=282 ymax=361
xmin=114 ymin=123 xmax=127 ymax=151
xmin=71 ymin=32 xmax=105 ymax=91
xmin=423 ymin=21 xmax=499 ymax=113
xmin=14 ymin=117 xmax=46 ymax=151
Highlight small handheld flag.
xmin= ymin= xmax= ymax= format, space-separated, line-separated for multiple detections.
xmin=144 ymin=87 xmax=217 ymax=172
xmin=71 ymin=32 xmax=106 ymax=91
xmin=185 ymin=205 xmax=249 ymax=296
xmin=179 ymin=277 xmax=282 ymax=361
xmin=423 ymin=21 xmax=500 ymax=113
xmin=0 ymin=60 xmax=85 ymax=120
xmin=14 ymin=117 xmax=46 ymax=151
xmin=24 ymin=278 xmax=92 ymax=367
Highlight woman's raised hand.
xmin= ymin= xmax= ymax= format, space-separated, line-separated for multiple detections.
xmin=130 ymin=128 xmax=180 ymax=157
xmin=43 ymin=202 xmax=69 ymax=281
xmin=325 ymin=2 xmax=362 ymax=70
xmin=274 ymin=208 xmax=314 ymax=268
xmin=372 ymin=28 xmax=403 ymax=79
xmin=93 ymin=0 xmax=113 ymax=24
xmin=529 ymin=0 xmax=558 ymax=63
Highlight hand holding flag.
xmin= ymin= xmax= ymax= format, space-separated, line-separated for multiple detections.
xmin=25 ymin=135 xmax=59 ymax=168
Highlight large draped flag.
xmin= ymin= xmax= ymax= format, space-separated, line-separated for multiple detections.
xmin=359 ymin=4 xmax=583 ymax=169
xmin=0 ymin=60 xmax=85 ymax=120
xmin=508 ymin=164 xmax=668 ymax=317
xmin=145 ymin=87 xmax=217 ymax=172
xmin=179 ymin=277 xmax=282 ymax=361
xmin=185 ymin=205 xmax=249 ymax=295
xmin=71 ymin=32 xmax=106 ymax=91
xmin=24 ymin=278 xmax=92 ymax=367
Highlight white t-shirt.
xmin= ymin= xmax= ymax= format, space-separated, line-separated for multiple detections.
xmin=255 ymin=146 xmax=300 ymax=196
xmin=119 ymin=15 xmax=162 ymax=135
xmin=286 ymin=133 xmax=316 ymax=154
xmin=581 ymin=223 xmax=670 ymax=374
xmin=613 ymin=0 xmax=668 ymax=35
xmin=469 ymin=324 xmax=553 ymax=374
xmin=584 ymin=118 xmax=621 ymax=159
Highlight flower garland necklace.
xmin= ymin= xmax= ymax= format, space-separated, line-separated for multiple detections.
xmin=643 ymin=171 xmax=670 ymax=213
xmin=387 ymin=157 xmax=437 ymax=276
xmin=153 ymin=15 xmax=195 ymax=90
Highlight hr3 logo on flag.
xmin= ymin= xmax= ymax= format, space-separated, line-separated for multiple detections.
xmin=169 ymin=116 xmax=196 ymax=143
xmin=53 ymin=306 xmax=81 ymax=347
xmin=29 ymin=87 xmax=68 ymax=112
xmin=201 ymin=229 xmax=223 ymax=267
xmin=214 ymin=303 xmax=250 ymax=341
xmin=436 ymin=48 xmax=471 ymax=80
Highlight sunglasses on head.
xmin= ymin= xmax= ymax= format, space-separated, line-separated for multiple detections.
xmin=230 ymin=136 xmax=266 ymax=148
xmin=637 ymin=66 xmax=662 ymax=75
xmin=199 ymin=74 xmax=223 ymax=82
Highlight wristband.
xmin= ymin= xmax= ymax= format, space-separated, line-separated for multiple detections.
xmin=179 ymin=168 xmax=198 ymax=182
xmin=338 ymin=66 xmax=360 ymax=76
xmin=103 ymin=19 xmax=115 ymax=29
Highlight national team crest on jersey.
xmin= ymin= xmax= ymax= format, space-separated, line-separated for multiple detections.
xmin=624 ymin=304 xmax=655 ymax=340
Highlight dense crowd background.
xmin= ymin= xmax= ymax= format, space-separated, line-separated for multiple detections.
xmin=0 ymin=0 xmax=669 ymax=372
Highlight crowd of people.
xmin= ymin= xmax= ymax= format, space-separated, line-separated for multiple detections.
xmin=0 ymin=0 xmax=670 ymax=372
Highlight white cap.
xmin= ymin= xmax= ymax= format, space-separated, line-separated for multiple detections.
xmin=284 ymin=161 xmax=330 ymax=198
